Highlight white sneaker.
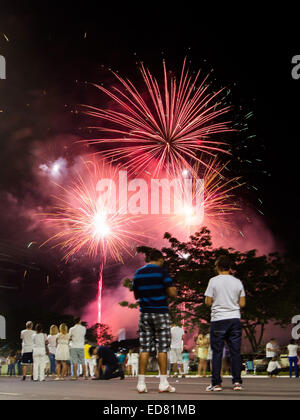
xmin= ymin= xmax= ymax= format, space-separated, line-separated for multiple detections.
xmin=137 ymin=384 xmax=148 ymax=393
xmin=158 ymin=384 xmax=176 ymax=393
xmin=233 ymin=383 xmax=243 ymax=391
xmin=206 ymin=384 xmax=223 ymax=392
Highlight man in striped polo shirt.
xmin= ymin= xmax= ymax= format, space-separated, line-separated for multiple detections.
xmin=132 ymin=249 xmax=177 ymax=393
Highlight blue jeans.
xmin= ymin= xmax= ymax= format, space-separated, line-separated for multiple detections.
xmin=210 ymin=318 xmax=242 ymax=386
xmin=289 ymin=356 xmax=299 ymax=378
xmin=100 ymin=364 xmax=122 ymax=380
xmin=49 ymin=353 xmax=56 ymax=375
xmin=8 ymin=364 xmax=15 ymax=376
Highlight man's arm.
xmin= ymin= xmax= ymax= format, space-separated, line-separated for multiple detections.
xmin=166 ymin=286 xmax=176 ymax=298
xmin=132 ymin=276 xmax=139 ymax=300
xmin=239 ymin=296 xmax=246 ymax=308
xmin=205 ymin=296 xmax=213 ymax=306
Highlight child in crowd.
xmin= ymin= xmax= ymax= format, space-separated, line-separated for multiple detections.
xmin=7 ymin=353 xmax=16 ymax=376
xmin=130 ymin=349 xmax=139 ymax=377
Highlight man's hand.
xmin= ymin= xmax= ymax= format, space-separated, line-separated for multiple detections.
xmin=166 ymin=287 xmax=176 ymax=298
xmin=239 ymin=297 xmax=246 ymax=308
xmin=205 ymin=296 xmax=213 ymax=306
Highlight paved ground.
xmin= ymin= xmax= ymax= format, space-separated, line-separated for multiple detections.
xmin=0 ymin=376 xmax=300 ymax=400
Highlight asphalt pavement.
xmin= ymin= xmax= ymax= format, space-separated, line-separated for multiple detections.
xmin=0 ymin=376 xmax=300 ymax=400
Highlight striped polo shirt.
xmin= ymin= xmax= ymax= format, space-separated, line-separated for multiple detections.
xmin=132 ymin=264 xmax=173 ymax=314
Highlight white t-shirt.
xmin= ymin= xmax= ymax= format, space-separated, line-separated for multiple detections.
xmin=130 ymin=353 xmax=139 ymax=364
xmin=205 ymin=274 xmax=245 ymax=322
xmin=288 ymin=344 xmax=298 ymax=357
xmin=171 ymin=326 xmax=184 ymax=349
xmin=33 ymin=333 xmax=47 ymax=348
xmin=69 ymin=324 xmax=86 ymax=349
xmin=20 ymin=329 xmax=36 ymax=354
xmin=266 ymin=342 xmax=278 ymax=358
xmin=267 ymin=360 xmax=281 ymax=372
xmin=47 ymin=334 xmax=58 ymax=355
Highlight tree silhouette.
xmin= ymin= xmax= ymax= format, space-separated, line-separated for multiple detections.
xmin=120 ymin=227 xmax=299 ymax=352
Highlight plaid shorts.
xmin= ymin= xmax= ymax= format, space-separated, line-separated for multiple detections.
xmin=139 ymin=312 xmax=171 ymax=353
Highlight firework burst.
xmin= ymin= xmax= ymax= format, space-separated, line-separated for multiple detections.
xmin=83 ymin=58 xmax=232 ymax=176
xmin=170 ymin=158 xmax=243 ymax=231
xmin=40 ymin=159 xmax=144 ymax=263
xmin=40 ymin=159 xmax=146 ymax=341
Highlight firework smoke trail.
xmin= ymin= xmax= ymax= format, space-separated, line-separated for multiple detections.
xmin=83 ymin=58 xmax=233 ymax=176
xmin=40 ymin=159 xmax=146 ymax=343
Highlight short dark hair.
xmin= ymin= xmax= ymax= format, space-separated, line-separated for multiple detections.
xmin=89 ymin=345 xmax=97 ymax=357
xmin=215 ymin=255 xmax=231 ymax=271
xmin=35 ymin=323 xmax=43 ymax=334
xmin=148 ymin=249 xmax=164 ymax=261
xmin=74 ymin=317 xmax=81 ymax=324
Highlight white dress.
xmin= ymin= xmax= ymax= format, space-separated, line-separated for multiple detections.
xmin=55 ymin=333 xmax=70 ymax=361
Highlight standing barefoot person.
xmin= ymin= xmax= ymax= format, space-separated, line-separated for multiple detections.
xmin=132 ymin=249 xmax=177 ymax=393
xmin=205 ymin=255 xmax=246 ymax=392
xmin=55 ymin=324 xmax=70 ymax=380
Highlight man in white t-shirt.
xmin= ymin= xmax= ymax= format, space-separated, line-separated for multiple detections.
xmin=204 ymin=255 xmax=246 ymax=392
xmin=265 ymin=339 xmax=279 ymax=362
xmin=170 ymin=324 xmax=184 ymax=376
xmin=20 ymin=321 xmax=35 ymax=381
xmin=69 ymin=318 xmax=87 ymax=379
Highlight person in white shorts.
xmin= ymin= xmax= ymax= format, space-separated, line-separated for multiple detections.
xmin=170 ymin=323 xmax=184 ymax=376
xmin=20 ymin=321 xmax=35 ymax=381
xmin=69 ymin=317 xmax=87 ymax=380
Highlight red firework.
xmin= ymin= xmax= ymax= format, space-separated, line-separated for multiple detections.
xmin=83 ymin=58 xmax=232 ymax=176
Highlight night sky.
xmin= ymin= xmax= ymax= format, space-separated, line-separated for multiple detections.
xmin=0 ymin=5 xmax=299 ymax=322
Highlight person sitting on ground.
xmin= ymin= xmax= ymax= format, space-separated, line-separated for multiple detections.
xmin=267 ymin=357 xmax=281 ymax=378
xmin=89 ymin=345 xmax=125 ymax=380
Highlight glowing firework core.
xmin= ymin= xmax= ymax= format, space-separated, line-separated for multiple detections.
xmin=93 ymin=212 xmax=111 ymax=238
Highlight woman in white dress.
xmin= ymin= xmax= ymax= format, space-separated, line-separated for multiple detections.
xmin=32 ymin=324 xmax=48 ymax=382
xmin=55 ymin=323 xmax=70 ymax=380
